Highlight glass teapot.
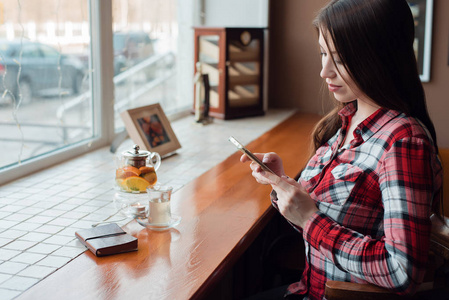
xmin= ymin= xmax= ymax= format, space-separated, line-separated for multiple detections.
xmin=115 ymin=144 xmax=161 ymax=193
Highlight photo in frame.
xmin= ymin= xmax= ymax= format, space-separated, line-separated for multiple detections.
xmin=407 ymin=0 xmax=433 ymax=82
xmin=120 ymin=103 xmax=181 ymax=157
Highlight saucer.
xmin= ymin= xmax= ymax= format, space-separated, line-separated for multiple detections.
xmin=136 ymin=215 xmax=181 ymax=231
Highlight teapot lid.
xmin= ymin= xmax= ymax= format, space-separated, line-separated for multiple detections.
xmin=122 ymin=144 xmax=149 ymax=159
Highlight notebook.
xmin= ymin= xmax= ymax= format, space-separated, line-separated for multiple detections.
xmin=75 ymin=223 xmax=138 ymax=257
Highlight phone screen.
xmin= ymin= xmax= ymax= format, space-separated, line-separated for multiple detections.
xmin=228 ymin=136 xmax=274 ymax=174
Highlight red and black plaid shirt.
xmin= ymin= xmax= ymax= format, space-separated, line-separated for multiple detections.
xmin=280 ymin=103 xmax=442 ymax=299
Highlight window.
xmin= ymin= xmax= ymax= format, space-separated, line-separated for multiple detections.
xmin=0 ymin=0 xmax=93 ymax=183
xmin=21 ymin=44 xmax=41 ymax=58
xmin=39 ymin=45 xmax=61 ymax=58
xmin=0 ymin=0 xmax=194 ymax=185
xmin=111 ymin=0 xmax=179 ymax=132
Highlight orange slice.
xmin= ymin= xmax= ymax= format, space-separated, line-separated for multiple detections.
xmin=123 ymin=176 xmax=150 ymax=192
xmin=116 ymin=166 xmax=141 ymax=179
xmin=139 ymin=166 xmax=155 ymax=174
xmin=141 ymin=171 xmax=157 ymax=186
xmin=123 ymin=166 xmax=141 ymax=176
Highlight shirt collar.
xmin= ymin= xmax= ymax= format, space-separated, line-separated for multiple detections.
xmin=338 ymin=102 xmax=401 ymax=143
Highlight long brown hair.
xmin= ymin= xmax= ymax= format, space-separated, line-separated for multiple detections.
xmin=311 ymin=0 xmax=438 ymax=153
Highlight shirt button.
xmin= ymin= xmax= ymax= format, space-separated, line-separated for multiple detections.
xmin=355 ymin=129 xmax=361 ymax=135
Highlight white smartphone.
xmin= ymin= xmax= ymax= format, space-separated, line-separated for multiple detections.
xmin=228 ymin=136 xmax=275 ymax=174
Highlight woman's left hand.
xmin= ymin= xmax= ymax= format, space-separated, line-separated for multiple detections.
xmin=254 ymin=171 xmax=319 ymax=228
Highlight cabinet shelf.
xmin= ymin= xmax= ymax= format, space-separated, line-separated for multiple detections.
xmin=229 ymin=85 xmax=259 ymax=107
xmin=229 ymin=62 xmax=259 ymax=86
xmin=229 ymin=42 xmax=260 ymax=61
xmin=194 ymin=27 xmax=266 ymax=120
xmin=199 ymin=38 xmax=219 ymax=61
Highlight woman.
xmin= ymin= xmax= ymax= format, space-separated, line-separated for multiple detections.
xmin=242 ymin=0 xmax=443 ymax=299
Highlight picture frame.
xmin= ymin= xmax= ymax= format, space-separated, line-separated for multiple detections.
xmin=120 ymin=103 xmax=181 ymax=157
xmin=407 ymin=0 xmax=434 ymax=82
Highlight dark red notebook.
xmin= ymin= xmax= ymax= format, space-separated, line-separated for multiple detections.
xmin=75 ymin=223 xmax=138 ymax=257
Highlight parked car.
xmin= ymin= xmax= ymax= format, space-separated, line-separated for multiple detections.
xmin=113 ymin=31 xmax=155 ymax=75
xmin=0 ymin=39 xmax=86 ymax=105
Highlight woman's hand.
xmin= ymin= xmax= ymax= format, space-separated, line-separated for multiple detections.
xmin=240 ymin=152 xmax=285 ymax=183
xmin=272 ymin=175 xmax=319 ymax=228
xmin=241 ymin=152 xmax=318 ymax=227
xmin=252 ymin=167 xmax=319 ymax=228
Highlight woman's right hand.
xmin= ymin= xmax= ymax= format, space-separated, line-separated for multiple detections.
xmin=240 ymin=152 xmax=285 ymax=184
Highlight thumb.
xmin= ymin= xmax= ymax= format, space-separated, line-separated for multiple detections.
xmin=262 ymin=152 xmax=277 ymax=163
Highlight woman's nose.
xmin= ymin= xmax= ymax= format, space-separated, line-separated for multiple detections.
xmin=320 ymin=58 xmax=336 ymax=79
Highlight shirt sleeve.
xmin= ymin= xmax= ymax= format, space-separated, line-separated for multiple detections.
xmin=303 ymin=137 xmax=435 ymax=295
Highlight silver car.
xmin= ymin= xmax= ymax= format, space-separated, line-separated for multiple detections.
xmin=0 ymin=39 xmax=86 ymax=105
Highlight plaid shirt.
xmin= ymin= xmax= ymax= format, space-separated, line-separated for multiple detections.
xmin=281 ymin=103 xmax=442 ymax=299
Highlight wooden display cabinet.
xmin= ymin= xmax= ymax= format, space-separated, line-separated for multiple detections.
xmin=194 ymin=27 xmax=266 ymax=120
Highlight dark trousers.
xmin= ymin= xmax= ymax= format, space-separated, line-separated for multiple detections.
xmin=243 ymin=285 xmax=304 ymax=300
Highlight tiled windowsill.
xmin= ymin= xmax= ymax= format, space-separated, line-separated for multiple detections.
xmin=0 ymin=109 xmax=294 ymax=299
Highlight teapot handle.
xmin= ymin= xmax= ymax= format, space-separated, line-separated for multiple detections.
xmin=148 ymin=152 xmax=161 ymax=171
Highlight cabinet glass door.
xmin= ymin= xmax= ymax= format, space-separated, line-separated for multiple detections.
xmin=198 ymin=35 xmax=220 ymax=109
xmin=228 ymin=32 xmax=261 ymax=108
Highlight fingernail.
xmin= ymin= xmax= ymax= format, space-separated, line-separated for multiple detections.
xmin=262 ymin=157 xmax=269 ymax=163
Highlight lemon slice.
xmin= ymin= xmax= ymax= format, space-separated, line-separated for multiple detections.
xmin=115 ymin=178 xmax=130 ymax=192
xmin=123 ymin=176 xmax=150 ymax=192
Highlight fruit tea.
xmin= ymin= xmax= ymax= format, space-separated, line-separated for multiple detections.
xmin=116 ymin=165 xmax=158 ymax=193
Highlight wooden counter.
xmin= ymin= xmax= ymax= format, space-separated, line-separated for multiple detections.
xmin=17 ymin=112 xmax=320 ymax=300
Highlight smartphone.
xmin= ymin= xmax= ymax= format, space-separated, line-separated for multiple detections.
xmin=228 ymin=136 xmax=275 ymax=174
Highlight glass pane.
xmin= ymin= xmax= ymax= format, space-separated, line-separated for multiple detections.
xmin=113 ymin=0 xmax=178 ymax=131
xmin=198 ymin=35 xmax=220 ymax=108
xmin=0 ymin=0 xmax=92 ymax=170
